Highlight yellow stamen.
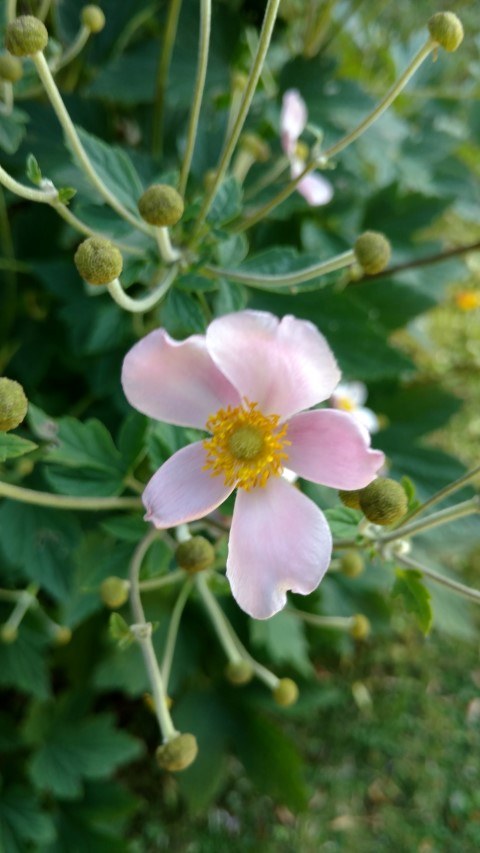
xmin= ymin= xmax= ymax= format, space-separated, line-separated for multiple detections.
xmin=455 ymin=290 xmax=480 ymax=311
xmin=336 ymin=396 xmax=355 ymax=412
xmin=203 ymin=399 xmax=290 ymax=491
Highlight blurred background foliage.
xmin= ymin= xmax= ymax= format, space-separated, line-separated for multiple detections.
xmin=0 ymin=0 xmax=480 ymax=850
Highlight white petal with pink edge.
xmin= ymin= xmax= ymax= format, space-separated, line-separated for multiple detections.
xmin=143 ymin=441 xmax=234 ymax=528
xmin=285 ymin=409 xmax=384 ymax=489
xmin=280 ymin=89 xmax=307 ymax=155
xmin=297 ymin=172 xmax=334 ymax=206
xmin=121 ymin=328 xmax=240 ymax=429
xmin=226 ymin=476 xmax=332 ymax=619
xmin=206 ymin=310 xmax=341 ymax=420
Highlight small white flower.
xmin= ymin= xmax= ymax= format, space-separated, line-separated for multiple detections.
xmin=280 ymin=89 xmax=333 ymax=207
xmin=330 ymin=381 xmax=380 ymax=434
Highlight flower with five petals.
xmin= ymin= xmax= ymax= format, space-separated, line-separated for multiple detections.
xmin=122 ymin=310 xmax=384 ymax=619
xmin=280 ymin=89 xmax=333 ymax=207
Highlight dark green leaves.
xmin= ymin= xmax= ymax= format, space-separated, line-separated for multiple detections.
xmin=393 ymin=569 xmax=433 ymax=635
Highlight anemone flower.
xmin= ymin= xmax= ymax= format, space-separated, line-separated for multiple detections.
xmin=280 ymin=88 xmax=333 ymax=206
xmin=122 ymin=311 xmax=384 ymax=619
xmin=330 ymin=381 xmax=380 ymax=434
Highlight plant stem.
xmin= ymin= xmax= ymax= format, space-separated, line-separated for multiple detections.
xmin=37 ymin=0 xmax=52 ymax=21
xmin=350 ymin=239 xmax=480 ymax=284
xmin=139 ymin=568 xmax=185 ymax=592
xmin=220 ymin=616 xmax=279 ymax=689
xmin=287 ymin=607 xmax=354 ymax=630
xmin=161 ymin=579 xmax=193 ymax=687
xmin=31 ymin=51 xmax=152 ymax=236
xmin=397 ymin=553 xmax=480 ymax=606
xmin=53 ymin=25 xmax=90 ymax=71
xmin=6 ymin=0 xmax=16 ymax=23
xmin=152 ymin=0 xmax=182 ymax=159
xmin=178 ymin=0 xmax=211 ymax=196
xmin=2 ymin=583 xmax=38 ymax=633
xmin=396 ymin=465 xmax=480 ymax=527
xmin=0 ymin=81 xmax=13 ymax=115
xmin=0 ymin=163 xmax=57 ymax=203
xmin=190 ymin=0 xmax=281 ymax=238
xmin=50 ymin=200 xmax=145 ymax=255
xmin=107 ymin=266 xmax=177 ymax=313
xmin=155 ymin=227 xmax=181 ymax=263
xmin=378 ymin=497 xmax=480 ymax=545
xmin=204 ymin=249 xmax=355 ymax=290
xmin=129 ymin=529 xmax=178 ymax=741
xmin=195 ymin=572 xmax=243 ymax=664
xmin=237 ymin=38 xmax=434 ymax=233
xmin=0 ymin=480 xmax=142 ymax=511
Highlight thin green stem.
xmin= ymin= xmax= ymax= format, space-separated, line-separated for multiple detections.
xmin=378 ymin=497 xmax=480 ymax=545
xmin=155 ymin=227 xmax=181 ymax=263
xmin=31 ymin=51 xmax=152 ymax=237
xmin=2 ymin=583 xmax=38 ymax=632
xmin=50 ymin=200 xmax=145 ymax=256
xmin=178 ymin=0 xmax=211 ymax=196
xmin=37 ymin=0 xmax=52 ymax=21
xmin=152 ymin=0 xmax=182 ymax=159
xmin=396 ymin=465 xmax=480 ymax=527
xmin=204 ymin=249 xmax=355 ymax=290
xmin=139 ymin=568 xmax=185 ymax=592
xmin=54 ymin=25 xmax=90 ymax=71
xmin=236 ymin=38 xmax=434 ymax=233
xmin=0 ymin=162 xmax=57 ymax=203
xmin=161 ymin=578 xmax=193 ymax=687
xmin=6 ymin=0 xmax=16 ymax=23
xmin=219 ymin=616 xmax=279 ymax=689
xmin=0 ymin=186 xmax=17 ymax=339
xmin=287 ymin=607 xmax=354 ymax=630
xmin=0 ymin=480 xmax=142 ymax=511
xmin=195 ymin=572 xmax=243 ymax=664
xmin=0 ymin=81 xmax=13 ymax=115
xmin=397 ymin=553 xmax=480 ymax=606
xmin=129 ymin=529 xmax=178 ymax=741
xmin=106 ymin=266 xmax=177 ymax=313
xmin=190 ymin=0 xmax=281 ymax=238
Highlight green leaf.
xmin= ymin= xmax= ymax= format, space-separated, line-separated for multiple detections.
xmin=47 ymin=780 xmax=137 ymax=853
xmin=159 ymin=288 xmax=206 ymax=336
xmin=0 ymin=432 xmax=37 ymax=461
xmin=57 ymin=186 xmax=77 ymax=204
xmin=250 ymin=611 xmax=313 ymax=677
xmin=212 ymin=277 xmax=247 ymax=315
xmin=0 ymin=784 xmax=56 ymax=852
xmin=207 ymin=176 xmax=242 ymax=225
xmin=109 ymin=613 xmax=134 ymax=650
xmin=0 ymin=108 xmax=28 ymax=155
xmin=325 ymin=506 xmax=363 ymax=540
xmin=0 ymin=624 xmax=50 ymax=699
xmin=26 ymin=709 xmax=143 ymax=799
xmin=71 ymin=127 xmax=144 ymax=214
xmin=392 ymin=569 xmax=433 ymax=635
xmin=26 ymin=152 xmax=42 ymax=185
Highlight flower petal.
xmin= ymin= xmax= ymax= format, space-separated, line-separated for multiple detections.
xmin=143 ymin=441 xmax=234 ymax=527
xmin=286 ymin=409 xmax=384 ymax=489
xmin=206 ymin=310 xmax=341 ymax=419
xmin=331 ymin=381 xmax=367 ymax=407
xmin=280 ymin=89 xmax=307 ymax=156
xmin=297 ymin=172 xmax=333 ymax=206
xmin=227 ymin=476 xmax=332 ymax=619
xmin=122 ymin=329 xmax=240 ymax=428
xmin=355 ymin=407 xmax=380 ymax=434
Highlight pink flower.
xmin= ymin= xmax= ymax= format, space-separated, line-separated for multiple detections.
xmin=280 ymin=89 xmax=333 ymax=206
xmin=330 ymin=382 xmax=380 ymax=434
xmin=122 ymin=311 xmax=384 ymax=619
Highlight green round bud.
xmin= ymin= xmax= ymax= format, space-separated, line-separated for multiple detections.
xmin=359 ymin=478 xmax=408 ymax=526
xmin=338 ymin=489 xmax=362 ymax=511
xmin=100 ymin=576 xmax=130 ymax=609
xmin=225 ymin=660 xmax=253 ymax=685
xmin=5 ymin=16 xmax=48 ymax=57
xmin=156 ymin=733 xmax=198 ymax=772
xmin=350 ymin=614 xmax=371 ymax=640
xmin=0 ymin=54 xmax=23 ymax=82
xmin=81 ymin=5 xmax=106 ymax=33
xmin=340 ymin=550 xmax=364 ymax=578
xmin=74 ymin=237 xmax=123 ymax=285
xmin=240 ymin=133 xmax=270 ymax=163
xmin=354 ymin=231 xmax=391 ymax=274
xmin=428 ymin=12 xmax=463 ymax=52
xmin=175 ymin=536 xmax=215 ymax=574
xmin=273 ymin=678 xmax=299 ymax=707
xmin=54 ymin=625 xmax=72 ymax=645
xmin=1 ymin=625 xmax=18 ymax=644
xmin=138 ymin=184 xmax=184 ymax=227
xmin=0 ymin=378 xmax=28 ymax=432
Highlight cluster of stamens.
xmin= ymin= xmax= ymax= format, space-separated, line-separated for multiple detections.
xmin=203 ymin=399 xmax=290 ymax=491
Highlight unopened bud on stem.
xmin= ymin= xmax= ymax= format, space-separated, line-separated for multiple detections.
xmin=350 ymin=614 xmax=371 ymax=640
xmin=138 ymin=184 xmax=184 ymax=227
xmin=5 ymin=16 xmax=48 ymax=57
xmin=155 ymin=733 xmax=198 ymax=772
xmin=100 ymin=576 xmax=130 ymax=608
xmin=428 ymin=12 xmax=463 ymax=52
xmin=354 ymin=231 xmax=391 ymax=274
xmin=273 ymin=678 xmax=299 ymax=707
xmin=359 ymin=478 xmax=408 ymax=526
xmin=225 ymin=660 xmax=253 ymax=685
xmin=81 ymin=5 xmax=106 ymax=33
xmin=74 ymin=237 xmax=123 ymax=285
xmin=0 ymin=54 xmax=23 ymax=82
xmin=0 ymin=378 xmax=28 ymax=432
xmin=175 ymin=536 xmax=215 ymax=574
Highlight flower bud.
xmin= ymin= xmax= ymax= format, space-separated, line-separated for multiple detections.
xmin=350 ymin=614 xmax=371 ymax=640
xmin=74 ymin=237 xmax=123 ymax=285
xmin=54 ymin=625 xmax=72 ymax=645
xmin=1 ymin=625 xmax=18 ymax=644
xmin=359 ymin=478 xmax=408 ymax=526
xmin=225 ymin=660 xmax=253 ymax=685
xmin=354 ymin=231 xmax=391 ymax=274
xmin=0 ymin=54 xmax=23 ymax=82
xmin=81 ymin=5 xmax=106 ymax=33
xmin=428 ymin=12 xmax=463 ymax=52
xmin=138 ymin=184 xmax=184 ymax=227
xmin=5 ymin=16 xmax=48 ymax=57
xmin=273 ymin=677 xmax=299 ymax=707
xmin=156 ymin=733 xmax=198 ymax=772
xmin=175 ymin=536 xmax=215 ymax=574
xmin=100 ymin=576 xmax=130 ymax=609
xmin=0 ymin=378 xmax=28 ymax=432
xmin=338 ymin=489 xmax=361 ymax=510
xmin=240 ymin=133 xmax=270 ymax=163
xmin=340 ymin=550 xmax=364 ymax=578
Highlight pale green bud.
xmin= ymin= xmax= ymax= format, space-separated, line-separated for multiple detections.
xmin=359 ymin=478 xmax=408 ymax=526
xmin=428 ymin=12 xmax=463 ymax=52
xmin=240 ymin=133 xmax=270 ymax=163
xmin=81 ymin=5 xmax=106 ymax=33
xmin=156 ymin=733 xmax=198 ymax=772
xmin=350 ymin=614 xmax=371 ymax=640
xmin=0 ymin=54 xmax=23 ymax=82
xmin=225 ymin=660 xmax=253 ymax=685
xmin=5 ymin=16 xmax=48 ymax=57
xmin=1 ymin=625 xmax=18 ymax=644
xmin=175 ymin=536 xmax=215 ymax=574
xmin=0 ymin=378 xmax=28 ymax=432
xmin=354 ymin=231 xmax=391 ymax=274
xmin=138 ymin=184 xmax=184 ymax=227
xmin=273 ymin=678 xmax=299 ymax=707
xmin=340 ymin=550 xmax=364 ymax=578
xmin=54 ymin=625 xmax=72 ymax=645
xmin=74 ymin=237 xmax=123 ymax=285
xmin=100 ymin=576 xmax=130 ymax=609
